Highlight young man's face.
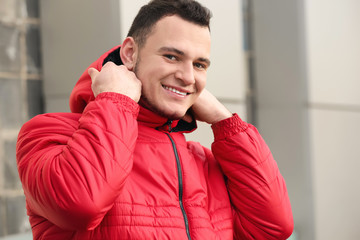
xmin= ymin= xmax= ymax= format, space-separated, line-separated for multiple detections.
xmin=134 ymin=15 xmax=211 ymax=120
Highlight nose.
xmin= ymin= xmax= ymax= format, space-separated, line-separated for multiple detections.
xmin=175 ymin=62 xmax=195 ymax=85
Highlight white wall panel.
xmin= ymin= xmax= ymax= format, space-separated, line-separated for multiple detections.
xmin=119 ymin=0 xmax=148 ymax=40
xmin=310 ymin=109 xmax=360 ymax=240
xmin=305 ymin=0 xmax=360 ymax=106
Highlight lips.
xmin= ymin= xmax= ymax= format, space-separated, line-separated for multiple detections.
xmin=162 ymin=85 xmax=189 ymax=96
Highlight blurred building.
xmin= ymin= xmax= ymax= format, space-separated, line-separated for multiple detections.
xmin=0 ymin=0 xmax=42 ymax=237
xmin=0 ymin=0 xmax=359 ymax=239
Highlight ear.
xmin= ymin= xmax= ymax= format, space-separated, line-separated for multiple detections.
xmin=120 ymin=37 xmax=138 ymax=71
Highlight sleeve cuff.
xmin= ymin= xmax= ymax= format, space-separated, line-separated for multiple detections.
xmin=211 ymin=113 xmax=248 ymax=141
xmin=95 ymin=92 xmax=140 ymax=117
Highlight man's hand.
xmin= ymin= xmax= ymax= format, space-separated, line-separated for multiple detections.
xmin=185 ymin=89 xmax=232 ymax=124
xmin=88 ymin=62 xmax=142 ymax=102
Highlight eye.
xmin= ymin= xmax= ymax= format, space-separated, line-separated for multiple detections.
xmin=164 ymin=54 xmax=177 ymax=61
xmin=194 ymin=62 xmax=207 ymax=70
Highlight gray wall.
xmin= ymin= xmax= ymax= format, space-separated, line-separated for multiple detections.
xmin=40 ymin=0 xmax=122 ymax=112
xmin=252 ymin=1 xmax=313 ymax=239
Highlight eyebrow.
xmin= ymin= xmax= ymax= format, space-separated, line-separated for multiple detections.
xmin=158 ymin=46 xmax=211 ymax=67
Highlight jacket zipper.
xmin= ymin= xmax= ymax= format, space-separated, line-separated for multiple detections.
xmin=165 ymin=122 xmax=191 ymax=240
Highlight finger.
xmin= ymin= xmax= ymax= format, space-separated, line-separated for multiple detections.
xmin=88 ymin=67 xmax=99 ymax=80
xmin=102 ymin=61 xmax=115 ymax=68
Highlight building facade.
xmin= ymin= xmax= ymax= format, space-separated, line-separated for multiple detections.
xmin=0 ymin=0 xmax=360 ymax=239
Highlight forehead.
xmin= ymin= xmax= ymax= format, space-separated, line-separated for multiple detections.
xmin=143 ymin=15 xmax=211 ymax=57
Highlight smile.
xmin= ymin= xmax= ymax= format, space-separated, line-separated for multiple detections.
xmin=162 ymin=85 xmax=189 ymax=96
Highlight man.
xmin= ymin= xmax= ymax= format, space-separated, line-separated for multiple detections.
xmin=16 ymin=0 xmax=293 ymax=239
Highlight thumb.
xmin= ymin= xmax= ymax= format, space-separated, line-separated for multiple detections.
xmin=88 ymin=67 xmax=99 ymax=80
xmin=182 ymin=109 xmax=195 ymax=123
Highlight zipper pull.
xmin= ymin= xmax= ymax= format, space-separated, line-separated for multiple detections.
xmin=167 ymin=120 xmax=173 ymax=132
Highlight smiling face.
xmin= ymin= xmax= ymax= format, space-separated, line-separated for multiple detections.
xmin=133 ymin=15 xmax=211 ymax=120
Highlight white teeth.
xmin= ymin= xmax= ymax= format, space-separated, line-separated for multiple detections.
xmin=163 ymin=85 xmax=187 ymax=96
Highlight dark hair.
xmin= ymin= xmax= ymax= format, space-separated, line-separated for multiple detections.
xmin=127 ymin=0 xmax=212 ymax=48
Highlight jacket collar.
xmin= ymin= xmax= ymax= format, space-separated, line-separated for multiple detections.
xmin=137 ymin=106 xmax=197 ymax=133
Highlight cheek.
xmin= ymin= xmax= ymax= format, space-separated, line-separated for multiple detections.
xmin=136 ymin=67 xmax=157 ymax=90
xmin=196 ymin=74 xmax=207 ymax=92
xmin=138 ymin=63 xmax=168 ymax=83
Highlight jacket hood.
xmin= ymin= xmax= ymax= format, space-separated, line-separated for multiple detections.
xmin=69 ymin=45 xmax=121 ymax=114
xmin=69 ymin=45 xmax=196 ymax=132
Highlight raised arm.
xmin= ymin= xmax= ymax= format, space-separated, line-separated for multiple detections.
xmin=16 ymin=93 xmax=139 ymax=231
xmin=191 ymin=89 xmax=294 ymax=239
xmin=16 ymin=62 xmax=142 ymax=231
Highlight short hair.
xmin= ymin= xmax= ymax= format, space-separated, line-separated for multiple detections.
xmin=127 ymin=0 xmax=212 ymax=48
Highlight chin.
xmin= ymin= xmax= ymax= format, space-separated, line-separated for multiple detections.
xmin=139 ymin=97 xmax=190 ymax=119
xmin=140 ymin=100 xmax=186 ymax=120
xmin=160 ymin=109 xmax=187 ymax=120
xmin=155 ymin=105 xmax=189 ymax=120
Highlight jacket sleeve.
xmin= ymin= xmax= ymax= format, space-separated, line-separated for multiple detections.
xmin=16 ymin=92 xmax=139 ymax=231
xmin=211 ymin=114 xmax=294 ymax=240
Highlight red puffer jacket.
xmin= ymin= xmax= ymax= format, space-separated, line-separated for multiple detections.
xmin=16 ymin=45 xmax=293 ymax=239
